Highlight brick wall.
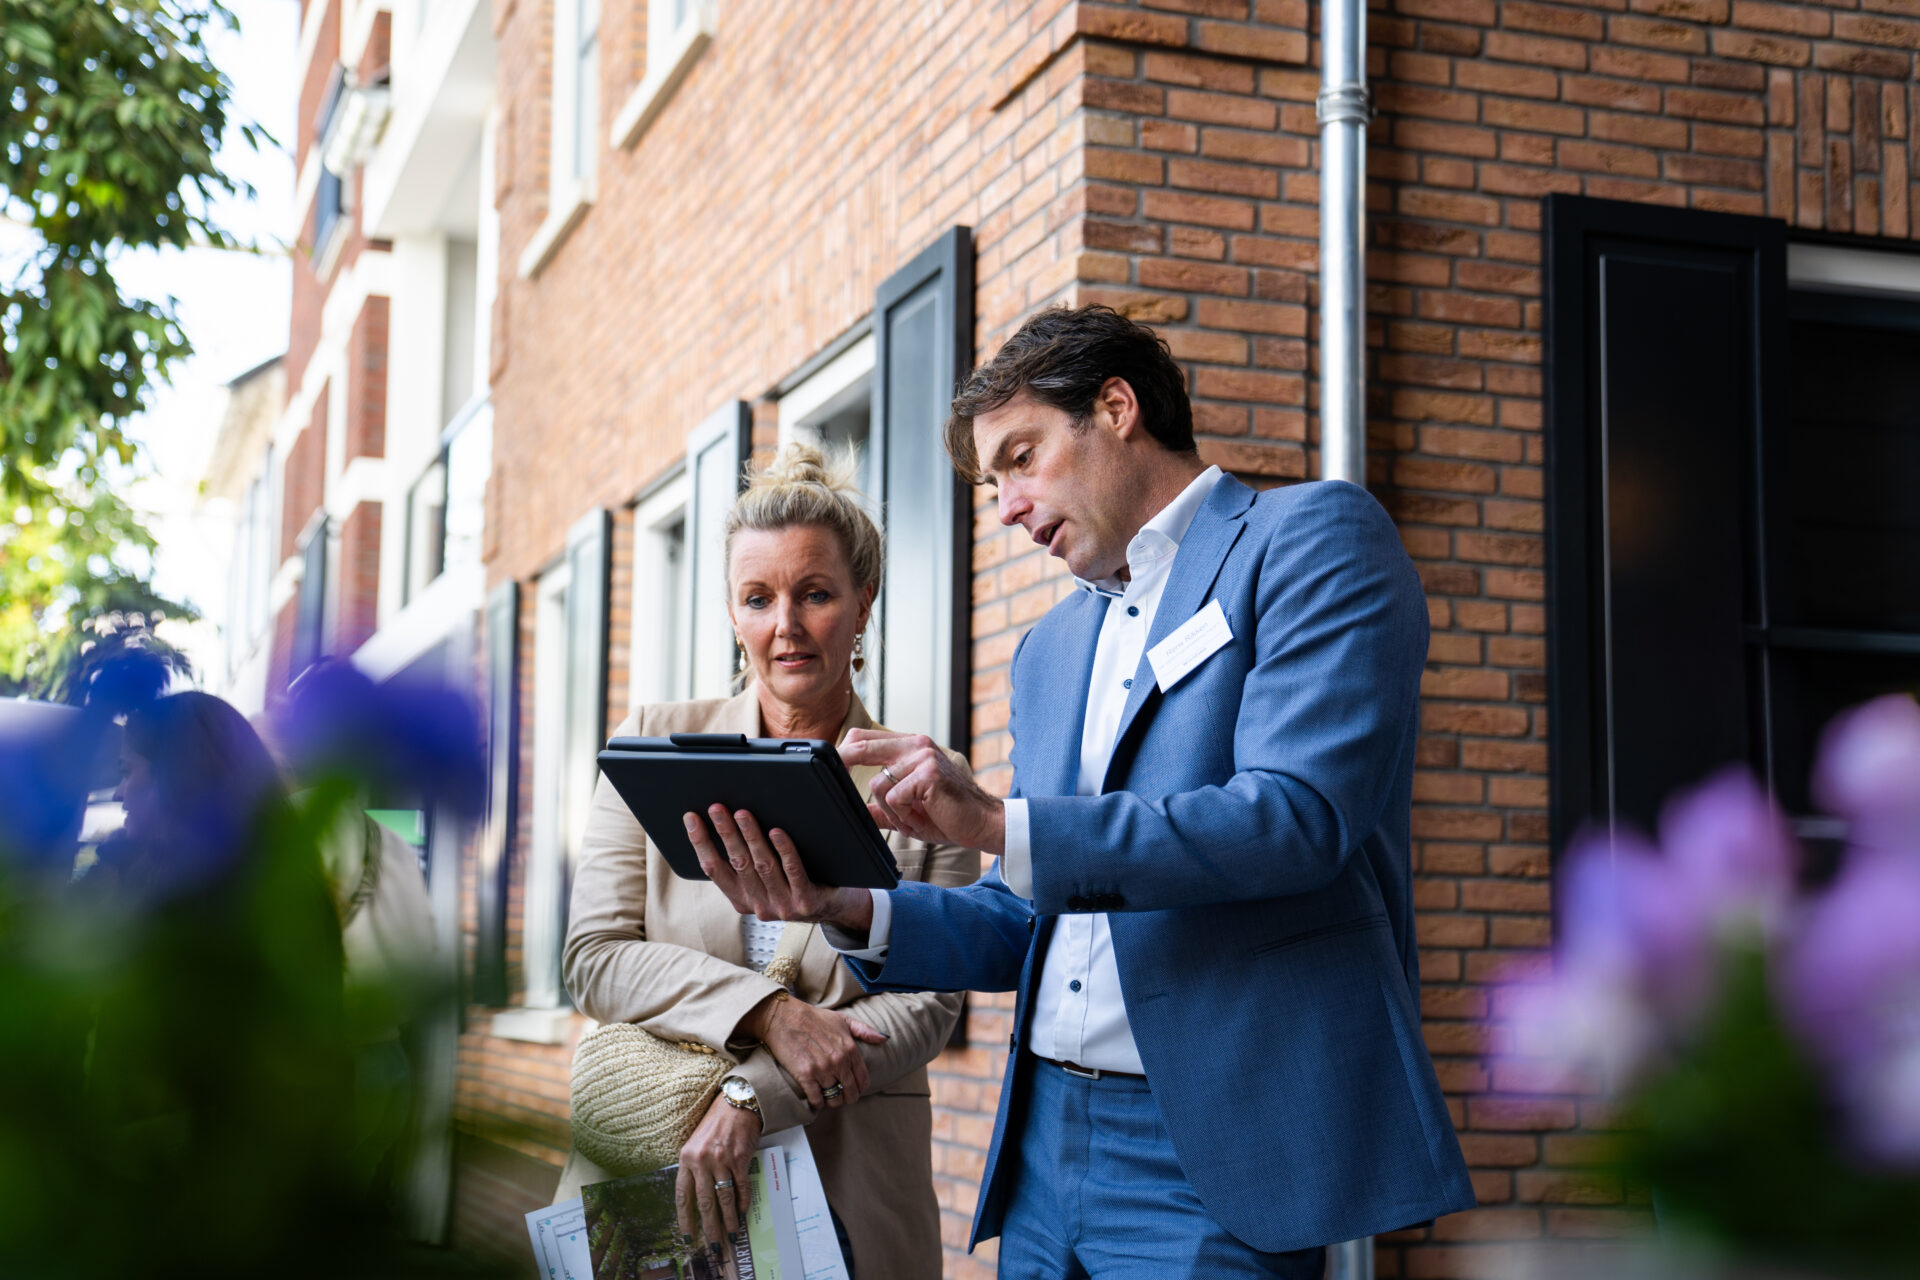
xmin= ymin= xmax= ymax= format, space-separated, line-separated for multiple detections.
xmin=472 ymin=1 xmax=1920 ymax=1277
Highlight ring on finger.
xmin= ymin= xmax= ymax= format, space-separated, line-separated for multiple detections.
xmin=880 ymin=764 xmax=899 ymax=785
xmin=714 ymin=1179 xmax=735 ymax=1191
xmin=821 ymin=1082 xmax=844 ymax=1099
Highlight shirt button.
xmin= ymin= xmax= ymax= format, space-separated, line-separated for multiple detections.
xmin=1123 ymin=678 xmax=1133 ymax=689
xmin=1127 ymin=605 xmax=1139 ymax=617
xmin=1069 ymin=980 xmax=1082 ymax=993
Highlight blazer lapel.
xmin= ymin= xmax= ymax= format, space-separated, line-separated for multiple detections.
xmin=690 ymin=688 xmax=764 ymax=966
xmin=1102 ymin=476 xmax=1255 ymax=790
xmin=1018 ymin=592 xmax=1104 ymax=800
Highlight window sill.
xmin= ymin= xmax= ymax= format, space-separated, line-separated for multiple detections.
xmin=610 ymin=17 xmax=712 ymax=152
xmin=517 ymin=182 xmax=593 ymax=279
xmin=489 ymin=1006 xmax=580 ymax=1044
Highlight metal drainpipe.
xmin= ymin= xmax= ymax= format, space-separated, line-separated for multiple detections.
xmin=1319 ymin=0 xmax=1377 ymax=1274
xmin=1318 ymin=0 xmax=1371 ymax=488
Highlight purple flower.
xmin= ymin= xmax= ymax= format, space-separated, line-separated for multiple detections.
xmin=275 ymin=660 xmax=485 ymax=818
xmin=1780 ymin=850 xmax=1920 ymax=1165
xmin=1814 ymin=694 xmax=1920 ymax=855
xmin=1505 ymin=829 xmax=1720 ymax=1090
xmin=1659 ymin=767 xmax=1797 ymax=937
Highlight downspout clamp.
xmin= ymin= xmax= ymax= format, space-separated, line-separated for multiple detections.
xmin=1316 ymin=0 xmax=1373 ymax=489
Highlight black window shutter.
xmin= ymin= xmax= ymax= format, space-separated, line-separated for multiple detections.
xmin=559 ymin=508 xmax=612 ymax=966
xmin=681 ymin=401 xmax=752 ymax=700
xmin=873 ymin=225 xmax=973 ymax=751
xmin=475 ymin=578 xmax=518 ymax=1006
xmin=1543 ymin=194 xmax=1787 ymax=856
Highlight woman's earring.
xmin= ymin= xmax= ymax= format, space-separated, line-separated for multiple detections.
xmin=851 ymin=633 xmax=866 ymax=674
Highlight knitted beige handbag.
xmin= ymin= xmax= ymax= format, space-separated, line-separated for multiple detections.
xmin=569 ymin=922 xmax=814 ymax=1176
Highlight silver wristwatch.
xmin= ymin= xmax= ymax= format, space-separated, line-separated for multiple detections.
xmin=720 ymin=1076 xmax=761 ymax=1116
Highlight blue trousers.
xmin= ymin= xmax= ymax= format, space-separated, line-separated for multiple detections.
xmin=996 ymin=1059 xmax=1326 ymax=1280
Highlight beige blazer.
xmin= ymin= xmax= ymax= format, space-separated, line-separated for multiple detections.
xmin=557 ymin=687 xmax=977 ymax=1280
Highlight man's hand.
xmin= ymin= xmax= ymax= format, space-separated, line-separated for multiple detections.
xmin=674 ymin=1092 xmax=760 ymax=1250
xmin=839 ymin=728 xmax=1006 ymax=854
xmin=685 ymin=806 xmax=875 ymax=933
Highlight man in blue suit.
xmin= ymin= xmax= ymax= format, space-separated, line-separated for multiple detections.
xmin=688 ymin=305 xmax=1475 ymax=1277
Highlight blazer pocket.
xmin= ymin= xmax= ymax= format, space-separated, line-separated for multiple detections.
xmin=1249 ymin=913 xmax=1388 ymax=958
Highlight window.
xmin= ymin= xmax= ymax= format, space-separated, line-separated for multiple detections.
xmin=552 ymin=0 xmax=600 ymax=194
xmin=402 ymin=455 xmax=446 ymax=607
xmin=292 ymin=516 xmax=331 ymax=679
xmin=519 ymin=509 xmax=610 ymax=1013
xmin=628 ymin=476 xmax=691 ymax=711
xmin=611 ymin=0 xmax=715 ymax=149
xmin=312 ymin=66 xmax=347 ymax=259
xmin=763 ymin=228 xmax=974 ymax=745
xmin=1544 ymin=197 xmax=1920 ymax=878
xmin=780 ymin=333 xmax=879 ymax=707
xmin=524 ymin=561 xmax=573 ymax=1010
xmin=683 ymin=403 xmax=750 ymax=699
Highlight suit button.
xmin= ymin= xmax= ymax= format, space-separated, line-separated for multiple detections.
xmin=1069 ymin=980 xmax=1082 ymax=993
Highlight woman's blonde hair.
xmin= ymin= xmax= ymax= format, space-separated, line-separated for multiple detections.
xmin=723 ymin=441 xmax=884 ymax=595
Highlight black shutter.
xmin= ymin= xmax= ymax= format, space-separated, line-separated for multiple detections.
xmin=682 ymin=402 xmax=752 ymax=700
xmin=873 ymin=226 xmax=973 ymax=750
xmin=559 ymin=508 xmax=611 ymax=965
xmin=1543 ymin=194 xmax=1787 ymax=856
xmin=475 ymin=578 xmax=518 ymax=1006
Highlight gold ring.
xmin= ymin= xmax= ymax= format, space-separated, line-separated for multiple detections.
xmin=822 ymin=1082 xmax=844 ymax=1098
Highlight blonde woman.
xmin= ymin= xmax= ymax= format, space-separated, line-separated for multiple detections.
xmin=558 ymin=444 xmax=975 ymax=1279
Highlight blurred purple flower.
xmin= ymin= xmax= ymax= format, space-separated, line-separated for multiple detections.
xmin=1660 ymin=767 xmax=1797 ymax=936
xmin=276 ymin=660 xmax=484 ymax=818
xmin=1813 ymin=694 xmax=1920 ymax=854
xmin=0 ymin=701 xmax=101 ymax=876
xmin=1506 ymin=829 xmax=1719 ymax=1090
xmin=1781 ymin=849 xmax=1920 ymax=1166
xmin=1778 ymin=694 xmax=1920 ymax=1167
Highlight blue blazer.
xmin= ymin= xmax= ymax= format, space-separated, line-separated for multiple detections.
xmin=846 ymin=476 xmax=1476 ymax=1254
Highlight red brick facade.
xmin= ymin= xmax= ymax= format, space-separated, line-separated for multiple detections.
xmin=274 ymin=2 xmax=393 ymax=698
xmin=450 ymin=1 xmax=1920 ymax=1277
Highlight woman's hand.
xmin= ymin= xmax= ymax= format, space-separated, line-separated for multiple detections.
xmin=675 ymin=1091 xmax=761 ymax=1250
xmin=739 ymin=990 xmax=887 ymax=1110
xmin=685 ymin=806 xmax=874 ymax=934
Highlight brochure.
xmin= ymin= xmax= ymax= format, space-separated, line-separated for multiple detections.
xmin=528 ymin=1128 xmax=846 ymax=1280
xmin=579 ymin=1146 xmax=797 ymax=1280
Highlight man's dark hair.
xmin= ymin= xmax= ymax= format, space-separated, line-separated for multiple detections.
xmin=944 ymin=304 xmax=1196 ymax=483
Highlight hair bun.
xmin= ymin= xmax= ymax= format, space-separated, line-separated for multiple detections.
xmin=748 ymin=440 xmax=857 ymax=496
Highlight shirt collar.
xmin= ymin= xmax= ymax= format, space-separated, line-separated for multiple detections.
xmin=1074 ymin=465 xmax=1225 ymax=599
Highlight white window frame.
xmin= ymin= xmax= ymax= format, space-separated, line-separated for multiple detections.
xmin=518 ymin=0 xmax=600 ymax=277
xmin=523 ymin=561 xmax=573 ymax=1012
xmin=610 ymin=0 xmax=716 ymax=151
xmin=628 ymin=473 xmax=692 ymax=712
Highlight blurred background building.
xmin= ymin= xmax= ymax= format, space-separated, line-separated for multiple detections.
xmin=199 ymin=0 xmax=1920 ymax=1274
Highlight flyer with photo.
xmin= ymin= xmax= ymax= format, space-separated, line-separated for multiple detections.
xmin=579 ymin=1147 xmax=798 ymax=1280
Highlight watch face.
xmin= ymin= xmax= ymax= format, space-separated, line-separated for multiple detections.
xmin=724 ymin=1077 xmax=755 ymax=1104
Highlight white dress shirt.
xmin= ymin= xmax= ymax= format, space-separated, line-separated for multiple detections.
xmin=834 ymin=466 xmax=1224 ymax=1076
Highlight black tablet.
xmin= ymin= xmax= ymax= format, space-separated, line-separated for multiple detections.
xmin=597 ymin=733 xmax=901 ymax=889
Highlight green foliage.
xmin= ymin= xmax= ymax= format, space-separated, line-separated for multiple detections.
xmin=1621 ymin=946 xmax=1920 ymax=1276
xmin=0 ymin=482 xmax=195 ymax=697
xmin=0 ymin=0 xmax=255 ymax=693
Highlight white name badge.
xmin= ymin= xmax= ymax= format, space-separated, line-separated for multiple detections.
xmin=1146 ymin=598 xmax=1233 ymax=694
